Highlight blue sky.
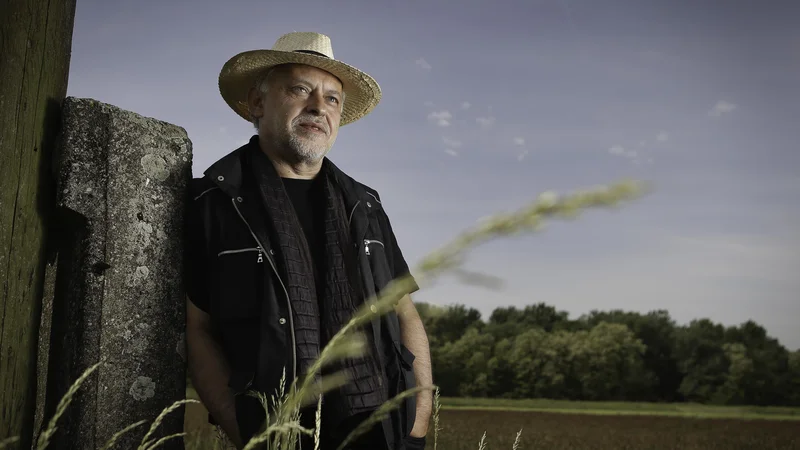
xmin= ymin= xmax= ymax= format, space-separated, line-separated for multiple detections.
xmin=66 ymin=0 xmax=800 ymax=349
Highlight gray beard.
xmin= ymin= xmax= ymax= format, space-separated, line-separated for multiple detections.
xmin=264 ymin=131 xmax=329 ymax=167
xmin=285 ymin=132 xmax=329 ymax=165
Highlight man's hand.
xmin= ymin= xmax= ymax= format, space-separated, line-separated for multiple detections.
xmin=186 ymin=296 xmax=244 ymax=448
xmin=395 ymin=294 xmax=433 ymax=439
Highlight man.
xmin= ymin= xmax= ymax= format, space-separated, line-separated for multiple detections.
xmin=184 ymin=31 xmax=432 ymax=450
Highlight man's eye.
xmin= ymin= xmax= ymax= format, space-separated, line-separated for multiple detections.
xmin=328 ymin=97 xmax=339 ymax=103
xmin=292 ymin=86 xmax=308 ymax=94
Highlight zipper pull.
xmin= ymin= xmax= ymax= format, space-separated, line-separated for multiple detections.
xmin=364 ymin=239 xmax=370 ymax=256
xmin=257 ymin=247 xmax=264 ymax=263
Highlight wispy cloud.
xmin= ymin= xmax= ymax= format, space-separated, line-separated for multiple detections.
xmin=608 ymin=145 xmax=626 ymax=155
xmin=428 ymin=110 xmax=452 ymax=127
xmin=609 ymin=144 xmax=640 ymax=162
xmin=461 ymin=102 xmax=471 ymax=110
xmin=632 ymin=155 xmax=654 ymax=166
xmin=476 ymin=116 xmax=496 ymax=127
xmin=444 ymin=148 xmax=459 ymax=157
xmin=709 ymin=100 xmax=737 ymax=117
xmin=443 ymin=136 xmax=462 ymax=148
xmin=513 ymin=137 xmax=525 ymax=146
xmin=517 ymin=150 xmax=529 ymax=161
xmin=656 ymin=131 xmax=669 ymax=142
xmin=415 ymin=58 xmax=432 ymax=70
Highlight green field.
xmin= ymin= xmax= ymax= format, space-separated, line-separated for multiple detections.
xmin=439 ymin=396 xmax=800 ymax=420
xmin=183 ymin=389 xmax=800 ymax=449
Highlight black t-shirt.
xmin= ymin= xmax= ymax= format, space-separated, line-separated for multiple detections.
xmin=282 ymin=177 xmax=327 ymax=297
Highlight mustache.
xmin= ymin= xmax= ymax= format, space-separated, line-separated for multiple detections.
xmin=294 ymin=116 xmax=328 ymax=133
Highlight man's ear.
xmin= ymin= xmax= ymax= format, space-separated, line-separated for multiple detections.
xmin=246 ymin=87 xmax=264 ymax=121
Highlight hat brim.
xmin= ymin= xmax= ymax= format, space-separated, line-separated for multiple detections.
xmin=218 ymin=49 xmax=381 ymax=126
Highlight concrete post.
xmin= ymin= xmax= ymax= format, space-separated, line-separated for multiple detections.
xmin=43 ymin=97 xmax=192 ymax=449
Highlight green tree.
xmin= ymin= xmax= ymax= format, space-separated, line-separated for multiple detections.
xmin=486 ymin=306 xmax=527 ymax=341
xmin=713 ymin=342 xmax=754 ymax=404
xmin=723 ymin=321 xmax=792 ymax=405
xmin=674 ymin=319 xmax=729 ymax=403
xmin=415 ymin=302 xmax=482 ymax=348
xmin=420 ymin=301 xmax=795 ymax=406
xmin=486 ymin=303 xmax=572 ymax=341
xmin=582 ymin=309 xmax=682 ymax=401
xmin=509 ymin=328 xmax=557 ymax=398
xmin=486 ymin=338 xmax=516 ymax=398
xmin=571 ymin=322 xmax=652 ymax=400
xmin=788 ymin=350 xmax=800 ymax=406
xmin=433 ymin=327 xmax=495 ymax=397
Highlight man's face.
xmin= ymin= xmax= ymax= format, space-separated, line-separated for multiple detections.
xmin=249 ymin=64 xmax=344 ymax=165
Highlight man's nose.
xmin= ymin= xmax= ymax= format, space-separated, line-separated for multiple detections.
xmin=305 ymin=93 xmax=328 ymax=116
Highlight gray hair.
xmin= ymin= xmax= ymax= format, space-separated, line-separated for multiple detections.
xmin=251 ymin=67 xmax=279 ymax=129
xmin=249 ymin=64 xmax=346 ymax=130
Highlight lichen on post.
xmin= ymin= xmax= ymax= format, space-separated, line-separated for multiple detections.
xmin=44 ymin=97 xmax=193 ymax=449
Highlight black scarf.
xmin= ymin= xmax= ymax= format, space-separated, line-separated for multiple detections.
xmin=246 ymin=146 xmax=388 ymax=429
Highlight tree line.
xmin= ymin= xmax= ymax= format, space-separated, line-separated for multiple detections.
xmin=414 ymin=302 xmax=800 ymax=406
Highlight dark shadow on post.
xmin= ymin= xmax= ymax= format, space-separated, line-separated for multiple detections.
xmin=33 ymin=96 xmax=70 ymax=447
xmin=41 ymin=205 xmax=96 ymax=447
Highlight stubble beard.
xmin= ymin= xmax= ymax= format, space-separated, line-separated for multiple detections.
xmin=285 ymin=130 xmax=331 ymax=165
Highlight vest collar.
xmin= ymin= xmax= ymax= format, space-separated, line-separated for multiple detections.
xmin=203 ymin=135 xmax=378 ymax=216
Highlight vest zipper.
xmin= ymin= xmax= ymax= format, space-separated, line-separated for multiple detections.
xmin=230 ymin=198 xmax=297 ymax=383
xmin=364 ymin=239 xmax=384 ymax=256
xmin=347 ymin=200 xmax=361 ymax=227
xmin=217 ymin=247 xmax=264 ymax=263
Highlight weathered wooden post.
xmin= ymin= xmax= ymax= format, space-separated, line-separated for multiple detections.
xmin=0 ymin=0 xmax=77 ymax=447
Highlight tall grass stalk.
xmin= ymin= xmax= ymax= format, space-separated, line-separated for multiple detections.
xmin=313 ymin=395 xmax=323 ymax=450
xmin=137 ymin=399 xmax=199 ymax=450
xmin=0 ymin=437 xmax=19 ymax=449
xmin=242 ymin=422 xmax=313 ymax=450
xmin=512 ymin=429 xmax=522 ymax=450
xmin=433 ymin=388 xmax=442 ymax=450
xmin=101 ymin=420 xmax=147 ymax=450
xmin=334 ymin=385 xmax=437 ymax=450
xmin=478 ymin=431 xmax=488 ymax=450
xmin=35 ymin=361 xmax=101 ymax=450
xmin=143 ymin=432 xmax=187 ymax=450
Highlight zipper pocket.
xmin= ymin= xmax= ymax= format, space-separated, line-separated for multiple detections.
xmin=230 ymin=198 xmax=296 ymax=382
xmin=217 ymin=247 xmax=264 ymax=263
xmin=364 ymin=239 xmax=384 ymax=256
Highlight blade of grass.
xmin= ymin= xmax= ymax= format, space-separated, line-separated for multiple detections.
xmin=143 ymin=432 xmax=187 ymax=450
xmin=512 ymin=428 xmax=522 ymax=450
xmin=101 ymin=419 xmax=148 ymax=450
xmin=35 ymin=361 xmax=101 ymax=450
xmin=137 ymin=399 xmax=199 ymax=450
xmin=0 ymin=437 xmax=20 ymax=449
xmin=336 ymin=385 xmax=437 ymax=450
xmin=433 ymin=387 xmax=442 ymax=450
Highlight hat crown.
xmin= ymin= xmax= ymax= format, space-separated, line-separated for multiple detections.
xmin=219 ymin=31 xmax=381 ymax=126
xmin=271 ymin=32 xmax=335 ymax=59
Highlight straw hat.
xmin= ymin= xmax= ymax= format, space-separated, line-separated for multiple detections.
xmin=218 ymin=31 xmax=382 ymax=126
